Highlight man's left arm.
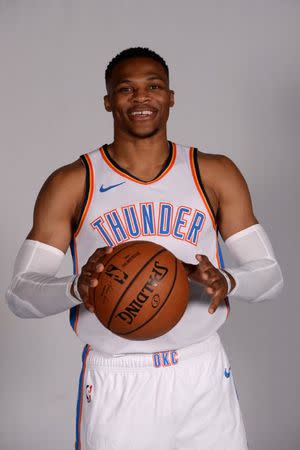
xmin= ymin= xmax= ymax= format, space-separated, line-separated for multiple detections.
xmin=188 ymin=155 xmax=283 ymax=314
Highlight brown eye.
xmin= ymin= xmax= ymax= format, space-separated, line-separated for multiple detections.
xmin=119 ymin=86 xmax=133 ymax=93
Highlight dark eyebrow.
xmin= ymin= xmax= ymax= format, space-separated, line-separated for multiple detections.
xmin=115 ymin=75 xmax=167 ymax=86
xmin=146 ymin=75 xmax=166 ymax=82
xmin=116 ymin=79 xmax=131 ymax=85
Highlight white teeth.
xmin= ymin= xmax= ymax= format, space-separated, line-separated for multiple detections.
xmin=131 ymin=111 xmax=153 ymax=116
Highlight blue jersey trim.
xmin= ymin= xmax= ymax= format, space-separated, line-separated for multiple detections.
xmin=217 ymin=239 xmax=225 ymax=269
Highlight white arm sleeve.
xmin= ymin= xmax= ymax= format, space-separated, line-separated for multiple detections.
xmin=225 ymin=224 xmax=283 ymax=302
xmin=5 ymin=239 xmax=82 ymax=318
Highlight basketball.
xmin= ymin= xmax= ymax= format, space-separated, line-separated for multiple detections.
xmin=90 ymin=241 xmax=189 ymax=340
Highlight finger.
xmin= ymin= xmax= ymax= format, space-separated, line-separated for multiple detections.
xmin=84 ymin=271 xmax=100 ymax=287
xmin=196 ymin=255 xmax=213 ymax=272
xmin=208 ymin=289 xmax=227 ymax=314
xmin=197 ymin=270 xmax=220 ymax=289
xmin=208 ymin=296 xmax=222 ymax=314
xmin=84 ymin=303 xmax=95 ymax=313
xmin=85 ymin=285 xmax=96 ymax=312
xmin=81 ymin=268 xmax=92 ymax=276
xmin=88 ymin=246 xmax=112 ymax=264
xmin=77 ymin=283 xmax=89 ymax=303
xmin=80 ymin=273 xmax=98 ymax=285
xmin=83 ymin=258 xmax=106 ymax=275
xmin=80 ymin=247 xmax=113 ymax=313
xmin=87 ymin=248 xmax=105 ymax=262
xmin=94 ymin=262 xmax=105 ymax=272
xmin=89 ymin=277 xmax=99 ymax=287
xmin=201 ymin=268 xmax=219 ymax=283
xmin=206 ymin=279 xmax=222 ymax=294
xmin=90 ymin=248 xmax=113 ymax=267
xmin=85 ymin=301 xmax=95 ymax=313
xmin=78 ymin=275 xmax=99 ymax=306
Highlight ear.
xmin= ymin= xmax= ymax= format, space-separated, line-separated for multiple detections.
xmin=169 ymin=90 xmax=175 ymax=107
xmin=104 ymin=95 xmax=112 ymax=112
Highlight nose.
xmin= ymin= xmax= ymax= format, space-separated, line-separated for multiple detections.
xmin=132 ymin=87 xmax=150 ymax=103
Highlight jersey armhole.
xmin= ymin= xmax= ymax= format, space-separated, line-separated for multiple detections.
xmin=73 ymin=154 xmax=94 ymax=237
xmin=192 ymin=147 xmax=217 ymax=226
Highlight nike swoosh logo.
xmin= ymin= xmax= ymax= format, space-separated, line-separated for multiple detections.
xmin=224 ymin=368 xmax=231 ymax=378
xmin=99 ymin=182 xmax=126 ymax=193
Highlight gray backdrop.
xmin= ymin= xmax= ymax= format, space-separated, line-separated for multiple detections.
xmin=1 ymin=1 xmax=299 ymax=449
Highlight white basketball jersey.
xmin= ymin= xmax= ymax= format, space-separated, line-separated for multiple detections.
xmin=69 ymin=142 xmax=230 ymax=355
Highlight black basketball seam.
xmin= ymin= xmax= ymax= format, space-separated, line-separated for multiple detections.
xmin=107 ymin=248 xmax=166 ymax=329
xmin=117 ymin=256 xmax=179 ymax=336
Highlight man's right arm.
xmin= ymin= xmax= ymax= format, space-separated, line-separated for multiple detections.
xmin=6 ymin=160 xmax=86 ymax=318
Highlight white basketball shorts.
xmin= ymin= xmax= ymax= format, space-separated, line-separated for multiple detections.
xmin=75 ymin=333 xmax=249 ymax=450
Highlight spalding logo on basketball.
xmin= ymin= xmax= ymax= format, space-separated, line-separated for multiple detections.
xmin=90 ymin=241 xmax=189 ymax=340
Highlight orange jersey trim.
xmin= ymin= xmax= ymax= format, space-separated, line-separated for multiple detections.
xmin=99 ymin=143 xmax=177 ymax=185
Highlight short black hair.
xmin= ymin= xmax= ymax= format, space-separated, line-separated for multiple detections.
xmin=105 ymin=47 xmax=169 ymax=85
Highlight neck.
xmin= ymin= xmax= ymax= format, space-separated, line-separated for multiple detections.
xmin=109 ymin=129 xmax=169 ymax=169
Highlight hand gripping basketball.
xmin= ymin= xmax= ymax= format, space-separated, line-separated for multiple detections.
xmin=77 ymin=247 xmax=113 ymax=312
xmin=88 ymin=241 xmax=189 ymax=340
xmin=184 ymin=255 xmax=236 ymax=314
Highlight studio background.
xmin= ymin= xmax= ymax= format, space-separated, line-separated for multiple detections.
xmin=1 ymin=1 xmax=299 ymax=449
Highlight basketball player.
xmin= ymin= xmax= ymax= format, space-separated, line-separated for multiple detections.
xmin=6 ymin=48 xmax=283 ymax=449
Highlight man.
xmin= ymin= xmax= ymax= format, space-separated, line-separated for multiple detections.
xmin=6 ymin=47 xmax=283 ymax=449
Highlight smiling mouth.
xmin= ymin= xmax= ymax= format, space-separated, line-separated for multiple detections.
xmin=128 ymin=110 xmax=156 ymax=121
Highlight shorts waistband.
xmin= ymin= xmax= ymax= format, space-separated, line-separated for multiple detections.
xmin=86 ymin=333 xmax=221 ymax=369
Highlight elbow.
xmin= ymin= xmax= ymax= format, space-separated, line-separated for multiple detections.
xmin=253 ymin=266 xmax=284 ymax=303
xmin=5 ymin=288 xmax=45 ymax=319
xmin=229 ymin=260 xmax=284 ymax=303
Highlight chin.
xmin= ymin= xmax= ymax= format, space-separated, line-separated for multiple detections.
xmin=129 ymin=127 xmax=160 ymax=139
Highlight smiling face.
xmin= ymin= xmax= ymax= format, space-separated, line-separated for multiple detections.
xmin=104 ymin=57 xmax=174 ymax=139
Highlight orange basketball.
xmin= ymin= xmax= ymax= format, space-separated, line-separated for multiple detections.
xmin=90 ymin=241 xmax=189 ymax=340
